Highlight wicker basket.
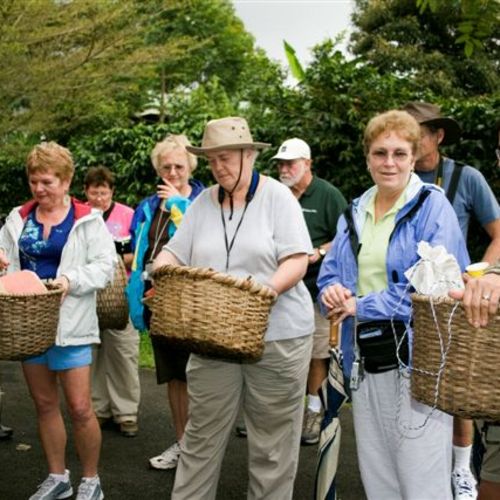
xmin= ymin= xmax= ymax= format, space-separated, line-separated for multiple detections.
xmin=96 ymin=257 xmax=129 ymax=331
xmin=411 ymin=293 xmax=500 ymax=421
xmin=148 ymin=265 xmax=277 ymax=362
xmin=0 ymin=284 xmax=63 ymax=361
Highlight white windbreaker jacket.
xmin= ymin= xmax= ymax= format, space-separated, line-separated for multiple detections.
xmin=0 ymin=199 xmax=115 ymax=346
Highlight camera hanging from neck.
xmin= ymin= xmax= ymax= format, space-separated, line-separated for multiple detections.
xmin=218 ymin=150 xmax=260 ymax=271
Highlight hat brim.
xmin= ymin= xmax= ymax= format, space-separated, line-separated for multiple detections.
xmin=421 ymin=117 xmax=461 ymax=146
xmin=186 ymin=142 xmax=271 ymax=156
xmin=271 ymin=153 xmax=310 ymax=160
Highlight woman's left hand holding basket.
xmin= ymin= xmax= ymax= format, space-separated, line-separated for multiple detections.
xmin=52 ymin=275 xmax=70 ymax=301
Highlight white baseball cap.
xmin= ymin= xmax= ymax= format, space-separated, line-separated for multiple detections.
xmin=271 ymin=138 xmax=311 ymax=160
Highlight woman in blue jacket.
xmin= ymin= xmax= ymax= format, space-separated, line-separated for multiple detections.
xmin=317 ymin=110 xmax=469 ymax=500
xmin=126 ymin=134 xmax=204 ymax=471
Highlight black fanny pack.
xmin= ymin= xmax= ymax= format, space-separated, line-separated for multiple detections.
xmin=356 ymin=320 xmax=409 ymax=374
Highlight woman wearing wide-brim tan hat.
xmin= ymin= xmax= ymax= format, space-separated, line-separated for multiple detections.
xmin=153 ymin=116 xmax=315 ymax=499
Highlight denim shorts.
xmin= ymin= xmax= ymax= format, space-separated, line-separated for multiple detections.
xmin=23 ymin=344 xmax=92 ymax=371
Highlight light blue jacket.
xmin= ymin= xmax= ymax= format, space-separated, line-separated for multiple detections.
xmin=317 ymin=174 xmax=470 ymax=377
xmin=126 ymin=179 xmax=204 ymax=331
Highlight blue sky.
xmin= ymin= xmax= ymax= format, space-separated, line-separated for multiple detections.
xmin=233 ymin=0 xmax=354 ymax=67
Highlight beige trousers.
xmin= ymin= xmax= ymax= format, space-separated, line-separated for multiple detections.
xmin=91 ymin=321 xmax=140 ymax=423
xmin=171 ymin=335 xmax=312 ymax=500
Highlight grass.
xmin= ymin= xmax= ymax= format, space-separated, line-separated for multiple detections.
xmin=139 ymin=333 xmax=155 ymax=369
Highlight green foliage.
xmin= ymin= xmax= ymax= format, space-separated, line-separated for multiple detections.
xmin=350 ymin=0 xmax=499 ymax=97
xmin=284 ymin=40 xmax=305 ymax=81
xmin=0 ymin=0 xmax=255 ymax=141
xmin=67 ymin=79 xmax=240 ymax=207
xmin=417 ymin=0 xmax=500 ymax=57
xmin=139 ymin=333 xmax=154 ymax=369
xmin=140 ymin=0 xmax=256 ymax=95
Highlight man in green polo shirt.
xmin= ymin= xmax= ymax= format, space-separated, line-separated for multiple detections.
xmin=272 ymin=138 xmax=347 ymax=445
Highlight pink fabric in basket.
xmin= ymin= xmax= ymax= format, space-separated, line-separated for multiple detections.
xmin=0 ymin=270 xmax=47 ymax=295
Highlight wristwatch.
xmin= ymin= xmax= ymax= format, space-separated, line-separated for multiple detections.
xmin=318 ymin=247 xmax=327 ymax=257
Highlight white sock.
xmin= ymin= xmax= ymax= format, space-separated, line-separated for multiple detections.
xmin=453 ymin=444 xmax=472 ymax=471
xmin=81 ymin=475 xmax=99 ymax=483
xmin=50 ymin=469 xmax=69 ymax=482
xmin=307 ymin=394 xmax=322 ymax=413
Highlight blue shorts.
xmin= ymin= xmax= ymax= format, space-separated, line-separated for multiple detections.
xmin=23 ymin=345 xmax=92 ymax=371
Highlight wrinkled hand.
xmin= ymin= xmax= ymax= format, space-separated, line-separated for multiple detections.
xmin=449 ymin=273 xmax=500 ymax=328
xmin=52 ymin=275 xmax=70 ymax=301
xmin=321 ymin=284 xmax=356 ymax=324
xmin=157 ymin=180 xmax=181 ymax=202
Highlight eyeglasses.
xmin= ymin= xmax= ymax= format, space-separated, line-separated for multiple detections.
xmin=158 ymin=164 xmax=186 ymax=174
xmin=86 ymin=189 xmax=112 ymax=199
xmin=369 ymin=150 xmax=411 ymax=163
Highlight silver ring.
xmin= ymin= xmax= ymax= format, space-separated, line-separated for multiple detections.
xmin=482 ymin=294 xmax=491 ymax=301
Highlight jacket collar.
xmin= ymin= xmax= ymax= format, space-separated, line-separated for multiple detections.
xmin=18 ymin=197 xmax=92 ymax=221
xmin=351 ymin=174 xmax=440 ymax=233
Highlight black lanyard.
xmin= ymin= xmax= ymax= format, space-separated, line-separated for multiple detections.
xmin=102 ymin=202 xmax=115 ymax=222
xmin=219 ymin=169 xmax=260 ymax=272
xmin=434 ymin=156 xmax=444 ymax=188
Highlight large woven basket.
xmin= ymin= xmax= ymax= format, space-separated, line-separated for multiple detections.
xmin=0 ymin=284 xmax=63 ymax=361
xmin=97 ymin=257 xmax=129 ymax=331
xmin=148 ymin=265 xmax=277 ymax=362
xmin=411 ymin=293 xmax=500 ymax=421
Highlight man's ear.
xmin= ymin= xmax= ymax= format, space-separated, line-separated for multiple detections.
xmin=436 ymin=128 xmax=445 ymax=146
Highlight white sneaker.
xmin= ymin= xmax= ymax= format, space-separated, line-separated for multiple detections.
xmin=301 ymin=408 xmax=322 ymax=445
xmin=75 ymin=477 xmax=104 ymax=500
xmin=452 ymin=468 xmax=477 ymax=500
xmin=29 ymin=471 xmax=73 ymax=500
xmin=149 ymin=441 xmax=182 ymax=470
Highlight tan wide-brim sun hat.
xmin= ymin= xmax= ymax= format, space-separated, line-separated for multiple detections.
xmin=186 ymin=117 xmax=271 ymax=155
xmin=402 ymin=101 xmax=462 ymax=146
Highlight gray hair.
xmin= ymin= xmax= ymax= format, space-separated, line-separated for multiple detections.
xmin=151 ymin=134 xmax=198 ymax=173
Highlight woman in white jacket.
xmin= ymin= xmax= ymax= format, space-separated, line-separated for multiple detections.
xmin=0 ymin=142 xmax=114 ymax=500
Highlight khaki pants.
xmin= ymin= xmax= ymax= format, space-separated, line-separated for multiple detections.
xmin=172 ymin=335 xmax=312 ymax=500
xmin=91 ymin=321 xmax=140 ymax=423
xmin=311 ymin=303 xmax=330 ymax=359
xmin=480 ymin=423 xmax=500 ymax=483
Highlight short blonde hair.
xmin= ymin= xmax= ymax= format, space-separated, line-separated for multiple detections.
xmin=363 ymin=110 xmax=421 ymax=156
xmin=151 ymin=134 xmax=197 ymax=173
xmin=26 ymin=141 xmax=74 ymax=181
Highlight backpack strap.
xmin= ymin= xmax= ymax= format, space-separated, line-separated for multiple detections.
xmin=445 ymin=160 xmax=464 ymax=205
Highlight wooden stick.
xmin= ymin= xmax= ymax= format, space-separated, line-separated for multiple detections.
xmin=329 ymin=321 xmax=339 ymax=348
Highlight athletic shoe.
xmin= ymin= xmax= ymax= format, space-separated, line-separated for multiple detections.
xmin=149 ymin=441 xmax=181 ymax=470
xmin=452 ymin=468 xmax=478 ymax=500
xmin=301 ymin=408 xmax=322 ymax=445
xmin=119 ymin=420 xmax=138 ymax=438
xmin=29 ymin=471 xmax=73 ymax=500
xmin=76 ymin=477 xmax=104 ymax=500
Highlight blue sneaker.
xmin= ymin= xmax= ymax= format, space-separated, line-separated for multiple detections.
xmin=29 ymin=471 xmax=73 ymax=500
xmin=76 ymin=477 xmax=104 ymax=500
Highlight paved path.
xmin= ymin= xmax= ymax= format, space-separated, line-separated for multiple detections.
xmin=0 ymin=361 xmax=365 ymax=499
